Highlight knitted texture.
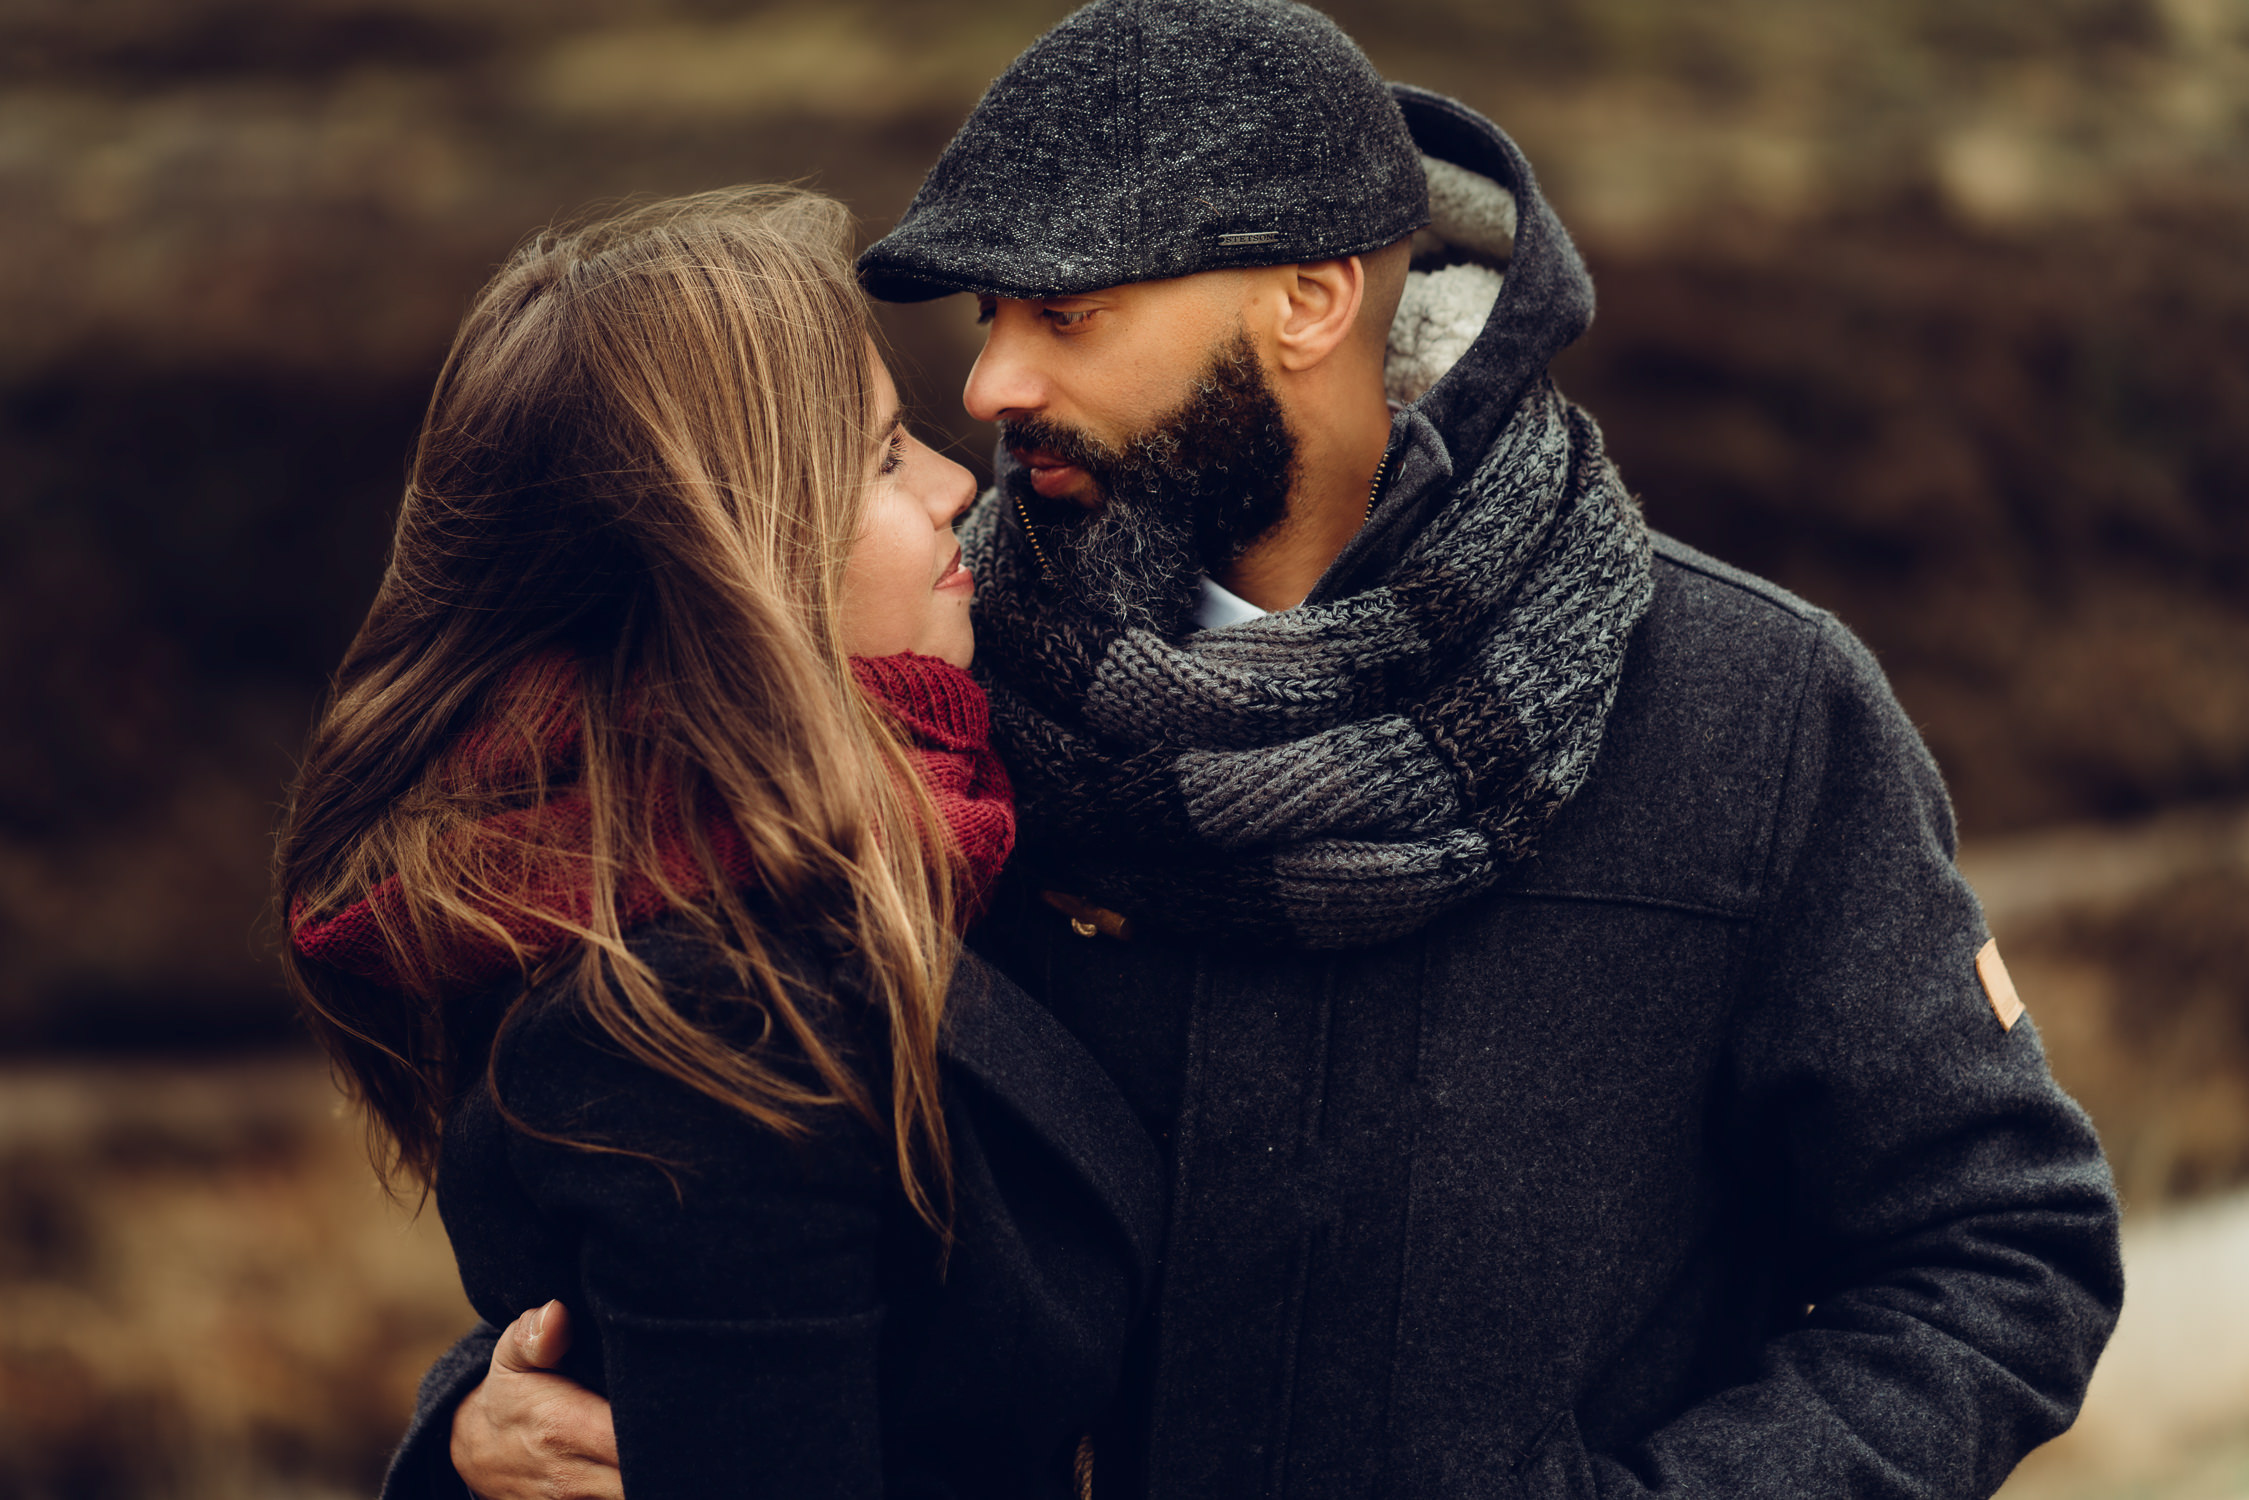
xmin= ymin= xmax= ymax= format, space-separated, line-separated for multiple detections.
xmin=856 ymin=0 xmax=1429 ymax=302
xmin=849 ymin=652 xmax=1017 ymax=905
xmin=291 ymin=652 xmax=1013 ymax=993
xmin=968 ymin=377 xmax=1653 ymax=948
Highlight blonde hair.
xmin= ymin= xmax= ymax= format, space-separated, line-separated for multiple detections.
xmin=276 ymin=186 xmax=957 ymax=1227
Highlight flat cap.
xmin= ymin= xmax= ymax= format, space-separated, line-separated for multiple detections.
xmin=858 ymin=0 xmax=1430 ymax=302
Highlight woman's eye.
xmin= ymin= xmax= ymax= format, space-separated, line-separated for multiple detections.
xmin=879 ymin=431 xmax=907 ymax=476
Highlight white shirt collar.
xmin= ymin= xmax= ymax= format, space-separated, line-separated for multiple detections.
xmin=1192 ymin=410 xmax=1403 ymax=631
xmin=1193 ymin=575 xmax=1270 ymax=630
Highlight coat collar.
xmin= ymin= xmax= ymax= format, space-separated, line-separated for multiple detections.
xmin=940 ymin=947 xmax=1165 ymax=1290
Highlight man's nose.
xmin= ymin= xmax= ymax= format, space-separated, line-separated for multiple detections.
xmin=962 ymin=325 xmax=1042 ymax=426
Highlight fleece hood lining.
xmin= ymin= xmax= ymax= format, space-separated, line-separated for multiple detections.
xmin=1383 ymin=154 xmax=1519 ymax=408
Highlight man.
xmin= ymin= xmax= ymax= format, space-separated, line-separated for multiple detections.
xmin=410 ymin=2 xmax=2123 ymax=1495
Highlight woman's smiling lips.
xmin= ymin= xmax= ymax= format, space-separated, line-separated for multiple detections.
xmin=935 ymin=545 xmax=972 ymax=594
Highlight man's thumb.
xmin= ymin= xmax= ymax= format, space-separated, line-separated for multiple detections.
xmin=494 ymin=1300 xmax=572 ymax=1372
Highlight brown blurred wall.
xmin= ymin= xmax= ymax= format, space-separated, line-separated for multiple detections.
xmin=2 ymin=0 xmax=2246 ymax=1047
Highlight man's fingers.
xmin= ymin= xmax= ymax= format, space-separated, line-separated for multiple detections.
xmin=454 ymin=1305 xmax=620 ymax=1500
xmin=491 ymin=1300 xmax=572 ymax=1375
xmin=525 ymin=1300 xmax=573 ymax=1367
xmin=488 ymin=1304 xmax=541 ymax=1375
xmin=551 ymin=1375 xmax=622 ymax=1470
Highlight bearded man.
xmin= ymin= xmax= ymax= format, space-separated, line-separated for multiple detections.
xmin=405 ymin=2 xmax=2123 ymax=1496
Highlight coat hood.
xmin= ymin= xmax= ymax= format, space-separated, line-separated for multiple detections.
xmin=1308 ymin=85 xmax=1598 ymax=604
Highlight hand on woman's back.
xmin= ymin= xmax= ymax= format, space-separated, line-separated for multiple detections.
xmin=450 ymin=1304 xmax=620 ymax=1500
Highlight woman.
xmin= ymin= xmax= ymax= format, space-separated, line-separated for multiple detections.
xmin=276 ymin=187 xmax=1158 ymax=1498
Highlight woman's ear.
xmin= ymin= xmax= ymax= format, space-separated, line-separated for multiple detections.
xmin=1270 ymin=256 xmax=1367 ymax=374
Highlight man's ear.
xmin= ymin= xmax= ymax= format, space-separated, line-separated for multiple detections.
xmin=1270 ymin=257 xmax=1366 ymax=374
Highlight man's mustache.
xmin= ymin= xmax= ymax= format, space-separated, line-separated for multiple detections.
xmin=1001 ymin=417 xmax=1115 ymax=485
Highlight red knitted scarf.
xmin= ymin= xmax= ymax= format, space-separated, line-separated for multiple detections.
xmin=290 ymin=651 xmax=1013 ymax=996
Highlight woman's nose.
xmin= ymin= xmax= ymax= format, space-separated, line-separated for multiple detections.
xmin=930 ymin=452 xmax=977 ymax=526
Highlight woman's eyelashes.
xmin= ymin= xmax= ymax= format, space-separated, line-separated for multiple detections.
xmin=879 ymin=427 xmax=907 ymax=476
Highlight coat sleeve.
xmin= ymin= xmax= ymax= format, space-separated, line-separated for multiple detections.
xmin=1526 ymin=617 xmax=2125 ymax=1499
xmin=379 ymin=1323 xmax=497 ymax=1500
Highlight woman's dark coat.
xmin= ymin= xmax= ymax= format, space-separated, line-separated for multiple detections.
xmin=381 ymin=928 xmax=1160 ymax=1499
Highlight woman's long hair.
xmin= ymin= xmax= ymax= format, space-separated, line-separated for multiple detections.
xmin=275 ymin=187 xmax=957 ymax=1227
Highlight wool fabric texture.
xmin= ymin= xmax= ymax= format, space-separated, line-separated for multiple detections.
xmin=856 ymin=0 xmax=1429 ymax=302
xmin=966 ymin=377 xmax=1654 ymax=948
xmin=290 ymin=651 xmax=1014 ymax=993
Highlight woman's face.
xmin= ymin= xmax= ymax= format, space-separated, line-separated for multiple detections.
xmin=840 ymin=355 xmax=979 ymax=668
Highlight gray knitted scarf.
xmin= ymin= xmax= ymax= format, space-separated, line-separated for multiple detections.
xmin=967 ymin=376 xmax=1653 ymax=948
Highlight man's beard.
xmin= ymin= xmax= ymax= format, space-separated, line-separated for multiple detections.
xmin=1001 ymin=328 xmax=1298 ymax=634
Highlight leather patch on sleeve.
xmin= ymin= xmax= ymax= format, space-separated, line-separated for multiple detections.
xmin=1976 ymin=939 xmax=2025 ymax=1031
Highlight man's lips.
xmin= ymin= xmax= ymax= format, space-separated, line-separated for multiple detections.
xmin=1012 ymin=447 xmax=1091 ymax=502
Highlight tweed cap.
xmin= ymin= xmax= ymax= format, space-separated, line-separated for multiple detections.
xmin=857 ymin=0 xmax=1430 ymax=302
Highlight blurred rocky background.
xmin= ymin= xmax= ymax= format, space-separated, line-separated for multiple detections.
xmin=0 ymin=0 xmax=2244 ymax=1494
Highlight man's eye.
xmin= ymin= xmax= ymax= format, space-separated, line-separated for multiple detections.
xmin=1045 ymin=308 xmax=1092 ymax=329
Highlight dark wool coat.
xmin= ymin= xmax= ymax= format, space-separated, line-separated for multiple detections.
xmin=959 ymin=88 xmax=2120 ymax=1498
xmin=975 ymin=533 xmax=2122 ymax=1499
xmin=380 ymin=927 xmax=1161 ymax=1500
